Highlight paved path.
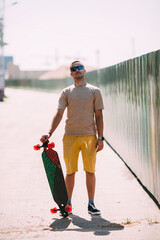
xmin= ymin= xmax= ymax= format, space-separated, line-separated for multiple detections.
xmin=0 ymin=88 xmax=160 ymax=240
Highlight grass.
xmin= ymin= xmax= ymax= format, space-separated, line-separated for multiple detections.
xmin=147 ymin=218 xmax=160 ymax=225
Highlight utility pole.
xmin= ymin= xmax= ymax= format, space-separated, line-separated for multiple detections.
xmin=96 ymin=49 xmax=100 ymax=84
xmin=0 ymin=0 xmax=5 ymax=101
xmin=96 ymin=49 xmax=100 ymax=70
xmin=0 ymin=1 xmax=18 ymax=101
xmin=131 ymin=37 xmax=135 ymax=58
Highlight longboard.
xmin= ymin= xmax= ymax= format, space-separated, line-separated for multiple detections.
xmin=33 ymin=141 xmax=72 ymax=217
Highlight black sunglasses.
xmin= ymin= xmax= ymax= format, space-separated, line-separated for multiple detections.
xmin=70 ymin=65 xmax=84 ymax=72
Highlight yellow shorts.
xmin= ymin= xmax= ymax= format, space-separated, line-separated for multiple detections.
xmin=63 ymin=135 xmax=97 ymax=174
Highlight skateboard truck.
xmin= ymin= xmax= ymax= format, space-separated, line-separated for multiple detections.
xmin=50 ymin=205 xmax=72 ymax=215
xmin=33 ymin=141 xmax=55 ymax=150
xmin=50 ymin=205 xmax=72 ymax=217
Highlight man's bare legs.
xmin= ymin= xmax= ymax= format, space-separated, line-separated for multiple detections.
xmin=65 ymin=171 xmax=95 ymax=200
xmin=65 ymin=171 xmax=100 ymax=214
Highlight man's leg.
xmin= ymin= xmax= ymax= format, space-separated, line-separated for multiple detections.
xmin=65 ymin=172 xmax=76 ymax=200
xmin=63 ymin=135 xmax=80 ymax=205
xmin=86 ymin=171 xmax=95 ymax=199
xmin=81 ymin=135 xmax=100 ymax=215
xmin=81 ymin=136 xmax=97 ymax=200
xmin=86 ymin=171 xmax=100 ymax=214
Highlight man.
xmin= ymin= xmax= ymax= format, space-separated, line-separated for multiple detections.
xmin=40 ymin=61 xmax=104 ymax=215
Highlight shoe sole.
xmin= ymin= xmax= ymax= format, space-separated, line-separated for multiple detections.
xmin=88 ymin=211 xmax=101 ymax=215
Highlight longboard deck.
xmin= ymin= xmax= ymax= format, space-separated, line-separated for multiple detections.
xmin=42 ymin=148 xmax=68 ymax=209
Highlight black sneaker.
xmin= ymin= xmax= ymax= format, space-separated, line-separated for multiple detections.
xmin=88 ymin=203 xmax=101 ymax=215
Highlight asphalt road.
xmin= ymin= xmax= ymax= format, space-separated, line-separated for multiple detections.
xmin=0 ymin=88 xmax=160 ymax=240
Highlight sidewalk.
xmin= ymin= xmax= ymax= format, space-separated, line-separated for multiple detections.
xmin=0 ymin=88 xmax=160 ymax=240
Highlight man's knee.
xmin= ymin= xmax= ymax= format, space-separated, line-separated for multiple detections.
xmin=66 ymin=172 xmax=76 ymax=177
xmin=85 ymin=171 xmax=95 ymax=176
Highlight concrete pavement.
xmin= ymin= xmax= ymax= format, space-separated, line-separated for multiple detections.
xmin=0 ymin=88 xmax=160 ymax=240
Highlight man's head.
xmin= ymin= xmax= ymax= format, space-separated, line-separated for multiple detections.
xmin=70 ymin=61 xmax=86 ymax=81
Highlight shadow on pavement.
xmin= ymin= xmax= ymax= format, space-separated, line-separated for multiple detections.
xmin=50 ymin=214 xmax=124 ymax=236
xmin=50 ymin=217 xmax=72 ymax=230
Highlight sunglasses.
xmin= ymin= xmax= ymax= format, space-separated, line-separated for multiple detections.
xmin=70 ymin=65 xmax=84 ymax=72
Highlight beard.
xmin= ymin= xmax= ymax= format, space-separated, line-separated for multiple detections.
xmin=75 ymin=72 xmax=84 ymax=80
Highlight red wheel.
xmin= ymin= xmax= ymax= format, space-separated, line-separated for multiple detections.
xmin=65 ymin=205 xmax=72 ymax=212
xmin=33 ymin=144 xmax=40 ymax=150
xmin=48 ymin=142 xmax=55 ymax=149
xmin=50 ymin=207 xmax=57 ymax=214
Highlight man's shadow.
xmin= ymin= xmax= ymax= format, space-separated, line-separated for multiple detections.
xmin=50 ymin=214 xmax=124 ymax=236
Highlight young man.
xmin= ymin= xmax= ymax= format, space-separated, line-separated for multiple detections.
xmin=40 ymin=61 xmax=104 ymax=215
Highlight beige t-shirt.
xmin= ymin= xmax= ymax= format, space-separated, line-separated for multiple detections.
xmin=57 ymin=83 xmax=104 ymax=136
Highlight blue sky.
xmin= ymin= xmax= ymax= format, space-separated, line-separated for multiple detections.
xmin=3 ymin=0 xmax=160 ymax=70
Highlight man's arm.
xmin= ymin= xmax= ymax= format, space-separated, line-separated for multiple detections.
xmin=95 ymin=109 xmax=104 ymax=152
xmin=40 ymin=109 xmax=64 ymax=143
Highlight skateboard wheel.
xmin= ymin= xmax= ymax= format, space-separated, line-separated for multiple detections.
xmin=48 ymin=142 xmax=55 ymax=149
xmin=65 ymin=205 xmax=72 ymax=212
xmin=50 ymin=207 xmax=57 ymax=214
xmin=33 ymin=144 xmax=40 ymax=150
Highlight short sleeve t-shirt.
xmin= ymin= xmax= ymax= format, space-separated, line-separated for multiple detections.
xmin=58 ymin=83 xmax=104 ymax=136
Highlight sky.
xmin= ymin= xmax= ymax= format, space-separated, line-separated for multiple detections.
xmin=2 ymin=0 xmax=160 ymax=70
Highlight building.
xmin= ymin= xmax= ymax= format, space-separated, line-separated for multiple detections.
xmin=7 ymin=63 xmax=97 ymax=80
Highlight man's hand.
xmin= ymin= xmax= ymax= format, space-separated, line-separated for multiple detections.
xmin=96 ymin=139 xmax=104 ymax=152
xmin=40 ymin=134 xmax=50 ymax=144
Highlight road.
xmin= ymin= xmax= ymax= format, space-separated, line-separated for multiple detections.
xmin=0 ymin=88 xmax=160 ymax=240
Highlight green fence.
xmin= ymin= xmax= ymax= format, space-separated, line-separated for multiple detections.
xmin=87 ymin=50 xmax=159 ymax=206
xmin=6 ymin=49 xmax=160 ymax=205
